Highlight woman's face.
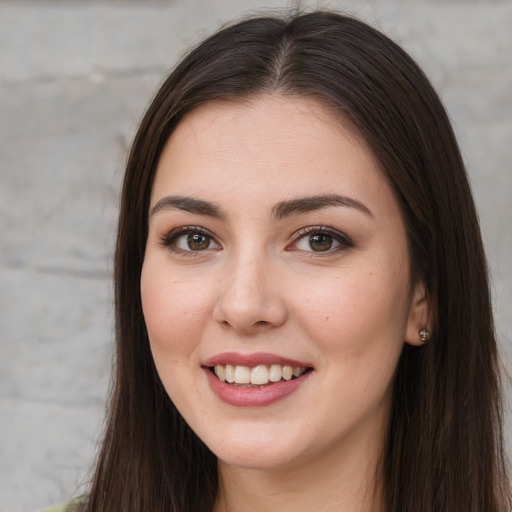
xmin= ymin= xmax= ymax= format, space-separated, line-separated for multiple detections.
xmin=141 ymin=96 xmax=427 ymax=471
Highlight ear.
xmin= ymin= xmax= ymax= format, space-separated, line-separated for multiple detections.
xmin=405 ymin=280 xmax=431 ymax=346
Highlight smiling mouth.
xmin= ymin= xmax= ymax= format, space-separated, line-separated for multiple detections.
xmin=210 ymin=364 xmax=312 ymax=387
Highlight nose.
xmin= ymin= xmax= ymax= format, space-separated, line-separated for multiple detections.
xmin=213 ymin=253 xmax=287 ymax=335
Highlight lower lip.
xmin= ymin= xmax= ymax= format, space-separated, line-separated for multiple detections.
xmin=204 ymin=368 xmax=312 ymax=407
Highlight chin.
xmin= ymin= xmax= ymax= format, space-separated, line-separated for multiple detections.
xmin=202 ymin=430 xmax=305 ymax=470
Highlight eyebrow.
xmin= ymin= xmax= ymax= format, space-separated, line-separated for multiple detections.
xmin=272 ymin=194 xmax=373 ymax=219
xmin=151 ymin=196 xmax=225 ymax=219
xmin=150 ymin=193 xmax=373 ymax=220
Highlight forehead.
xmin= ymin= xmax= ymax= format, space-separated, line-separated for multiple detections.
xmin=152 ymin=95 xmax=394 ymax=218
xmin=164 ymin=95 xmax=367 ymax=162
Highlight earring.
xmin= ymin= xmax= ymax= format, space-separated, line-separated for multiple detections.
xmin=419 ymin=328 xmax=430 ymax=343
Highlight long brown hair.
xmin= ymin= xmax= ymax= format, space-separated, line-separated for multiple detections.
xmin=81 ymin=11 xmax=510 ymax=512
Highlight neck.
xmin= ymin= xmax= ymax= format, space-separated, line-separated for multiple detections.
xmin=213 ymin=424 xmax=387 ymax=512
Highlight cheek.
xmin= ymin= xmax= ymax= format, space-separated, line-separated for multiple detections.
xmin=290 ymin=265 xmax=410 ymax=361
xmin=140 ymin=259 xmax=212 ymax=357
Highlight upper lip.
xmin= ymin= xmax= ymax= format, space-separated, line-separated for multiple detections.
xmin=202 ymin=352 xmax=312 ymax=368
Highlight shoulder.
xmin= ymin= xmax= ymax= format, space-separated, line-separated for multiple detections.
xmin=39 ymin=498 xmax=82 ymax=512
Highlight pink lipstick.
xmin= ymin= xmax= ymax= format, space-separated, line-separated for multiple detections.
xmin=202 ymin=352 xmax=313 ymax=407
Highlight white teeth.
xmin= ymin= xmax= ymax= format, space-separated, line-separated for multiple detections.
xmin=250 ymin=365 xmax=269 ymax=385
xmin=282 ymin=365 xmax=293 ymax=380
xmin=234 ymin=365 xmax=251 ymax=384
xmin=269 ymin=364 xmax=282 ymax=382
xmin=212 ymin=363 xmax=308 ymax=385
xmin=214 ymin=365 xmax=226 ymax=382
xmin=225 ymin=364 xmax=235 ymax=383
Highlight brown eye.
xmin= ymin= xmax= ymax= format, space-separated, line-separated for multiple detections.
xmin=290 ymin=226 xmax=351 ymax=254
xmin=162 ymin=227 xmax=220 ymax=253
xmin=185 ymin=233 xmax=212 ymax=251
xmin=308 ymin=234 xmax=333 ymax=252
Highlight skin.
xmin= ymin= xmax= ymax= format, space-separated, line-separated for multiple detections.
xmin=141 ymin=95 xmax=429 ymax=512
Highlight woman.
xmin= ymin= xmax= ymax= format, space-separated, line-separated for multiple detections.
xmin=55 ymin=10 xmax=510 ymax=512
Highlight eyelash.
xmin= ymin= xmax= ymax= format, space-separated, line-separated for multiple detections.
xmin=288 ymin=226 xmax=353 ymax=255
xmin=159 ymin=225 xmax=353 ymax=256
xmin=159 ymin=226 xmax=220 ymax=256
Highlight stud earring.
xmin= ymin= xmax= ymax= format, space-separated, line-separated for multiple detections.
xmin=419 ymin=328 xmax=430 ymax=343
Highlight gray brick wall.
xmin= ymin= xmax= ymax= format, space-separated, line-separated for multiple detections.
xmin=1 ymin=1 xmax=510 ymax=510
